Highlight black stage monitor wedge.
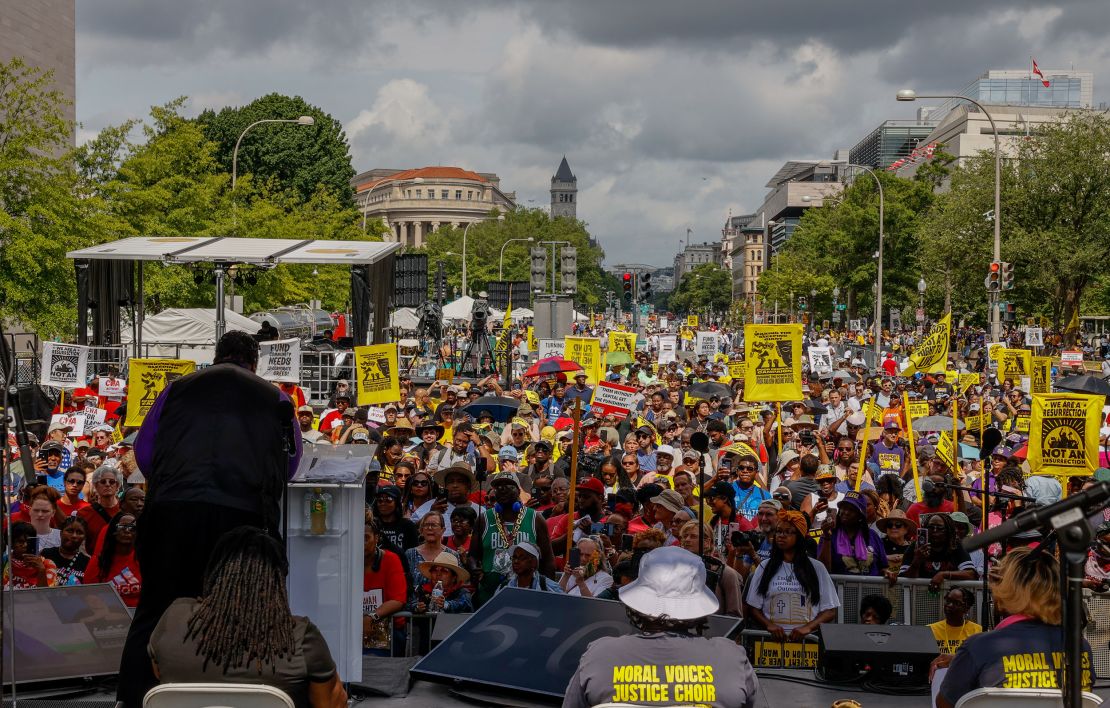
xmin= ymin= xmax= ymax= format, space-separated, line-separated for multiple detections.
xmin=5 ymin=584 xmax=132 ymax=685
xmin=818 ymin=623 xmax=939 ymax=686
xmin=411 ymin=587 xmax=741 ymax=700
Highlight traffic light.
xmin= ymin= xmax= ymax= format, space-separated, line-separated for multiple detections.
xmin=985 ymin=261 xmax=1002 ymax=292
xmin=622 ymin=272 xmax=634 ymax=303
xmin=1002 ymin=301 xmax=1016 ymax=322
xmin=798 ymin=296 xmax=807 ymax=311
xmin=639 ymin=272 xmax=652 ymax=301
xmin=530 ymin=247 xmax=548 ymax=293
xmin=1000 ymin=261 xmax=1015 ymax=290
xmin=560 ymin=246 xmax=577 ymax=294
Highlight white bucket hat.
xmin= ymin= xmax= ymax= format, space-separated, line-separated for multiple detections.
xmin=618 ymin=546 xmax=719 ymax=620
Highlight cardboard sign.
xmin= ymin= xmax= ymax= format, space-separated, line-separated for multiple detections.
xmin=257 ymin=338 xmax=301 ymax=383
xmin=40 ymin=342 xmax=89 ymax=389
xmin=435 ymin=367 xmax=455 ymax=384
xmin=51 ymin=412 xmax=85 ymax=437
xmin=366 ymin=406 xmax=387 ymax=424
xmin=686 ymin=315 xmax=699 ymax=327
xmin=564 ymin=337 xmax=602 ymax=385
xmin=537 ymin=339 xmax=563 ymax=360
xmin=727 ymin=362 xmax=746 ymax=381
xmin=354 ymin=344 xmax=400 ymax=406
xmin=906 ymin=401 xmax=930 ymax=419
xmin=98 ymin=376 xmax=126 ymax=399
xmin=752 ymin=640 xmax=818 ymax=668
xmin=1061 ymin=350 xmax=1084 ymax=367
xmin=125 ymin=359 xmax=197 ymax=426
xmin=1025 ymin=327 xmax=1044 ymax=347
xmin=590 ymin=381 xmax=638 ymax=418
xmin=1028 ymin=393 xmax=1101 ymax=476
xmin=743 ymin=324 xmax=803 ymax=402
xmin=695 ymin=331 xmax=718 ymax=358
xmin=658 ymin=336 xmax=677 ymax=364
xmin=807 ymin=346 xmax=833 ymax=375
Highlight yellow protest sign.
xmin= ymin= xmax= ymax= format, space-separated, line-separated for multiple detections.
xmin=963 ymin=411 xmax=989 ymax=431
xmin=753 ymin=641 xmax=818 ymax=668
xmin=125 ymin=359 xmax=196 ymax=426
xmin=680 ymin=327 xmax=694 ymax=341
xmin=958 ymin=373 xmax=981 ymax=394
xmin=935 ymin=431 xmax=956 ymax=472
xmin=564 ymin=337 xmax=602 ymax=384
xmin=901 ymin=313 xmax=950 ymax=376
xmin=1031 ymin=356 xmax=1052 ymax=394
xmin=434 ymin=367 xmax=454 ymax=384
xmin=526 ymin=326 xmax=537 ymax=353
xmin=686 ymin=315 xmax=699 ymax=327
xmin=609 ymin=332 xmax=637 ymax=356
xmin=1028 ymin=393 xmax=1101 ymax=476
xmin=727 ymin=362 xmax=746 ymax=381
xmin=1014 ymin=414 xmax=1031 ymax=434
xmin=997 ymin=348 xmax=1032 ymax=384
xmin=743 ymin=324 xmax=803 ymax=402
xmin=354 ymin=343 xmax=400 ymax=406
xmin=906 ymin=401 xmax=930 ymax=419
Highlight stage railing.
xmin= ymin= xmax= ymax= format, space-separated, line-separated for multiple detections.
xmin=830 ymin=574 xmax=986 ymax=628
xmin=299 ymin=350 xmax=354 ymax=406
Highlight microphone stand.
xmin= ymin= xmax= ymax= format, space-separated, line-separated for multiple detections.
xmin=690 ymin=432 xmax=710 ymax=558
xmin=964 ymin=481 xmax=1110 ymax=708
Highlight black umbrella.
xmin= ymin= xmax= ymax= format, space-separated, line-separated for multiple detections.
xmin=455 ymin=396 xmax=524 ymax=423
xmin=803 ymin=399 xmax=828 ymax=414
xmin=1055 ymin=374 xmax=1110 ymax=397
xmin=685 ymin=381 xmax=733 ymax=401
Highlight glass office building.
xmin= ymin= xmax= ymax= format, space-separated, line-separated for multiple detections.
xmin=933 ymin=69 xmax=1093 ymax=118
xmin=850 ymin=120 xmax=939 ymax=169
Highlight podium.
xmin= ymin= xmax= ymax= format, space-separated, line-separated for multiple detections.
xmin=284 ymin=444 xmax=375 ymax=684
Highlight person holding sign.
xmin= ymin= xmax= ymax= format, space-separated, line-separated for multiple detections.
xmin=117 ymin=331 xmax=303 ymax=708
xmin=868 ymin=421 xmax=908 ymax=477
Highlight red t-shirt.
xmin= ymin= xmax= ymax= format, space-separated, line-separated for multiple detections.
xmin=58 ymin=498 xmax=91 ymax=518
xmin=905 ymin=500 xmax=956 ymax=526
xmin=77 ymin=504 xmax=119 ymax=551
xmin=84 ymin=550 xmax=141 ymax=607
xmin=363 ymin=549 xmax=406 ymax=627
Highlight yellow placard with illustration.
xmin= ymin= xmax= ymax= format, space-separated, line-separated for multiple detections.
xmin=743 ymin=324 xmax=803 ymax=402
xmin=1028 ymin=393 xmax=1101 ymax=476
xmin=355 ymin=343 xmax=400 ymax=406
xmin=564 ymin=337 xmax=602 ymax=385
xmin=125 ymin=359 xmax=196 ymax=426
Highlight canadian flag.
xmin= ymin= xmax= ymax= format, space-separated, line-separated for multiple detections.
xmin=1032 ymin=58 xmax=1050 ymax=88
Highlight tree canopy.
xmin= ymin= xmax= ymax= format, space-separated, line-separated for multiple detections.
xmin=669 ymin=263 xmax=732 ymax=316
xmin=197 ymin=93 xmax=356 ymax=205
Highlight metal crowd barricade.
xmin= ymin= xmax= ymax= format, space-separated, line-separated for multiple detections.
xmin=86 ymin=345 xmax=129 ymax=377
xmin=1085 ymin=590 xmax=1110 ymax=679
xmin=841 ymin=343 xmax=878 ymax=371
xmin=300 ymin=349 xmax=354 ymax=406
xmin=830 ymin=574 xmax=986 ymax=629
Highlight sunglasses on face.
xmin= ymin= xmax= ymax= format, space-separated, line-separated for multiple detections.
xmin=65 ymin=478 xmax=84 ymax=485
xmin=773 ymin=493 xmax=790 ymax=501
xmin=412 ymin=480 xmax=430 ymax=487
xmin=736 ymin=465 xmax=757 ymax=471
xmin=117 ymin=523 xmax=136 ymax=531
xmin=97 ymin=479 xmax=119 ymax=487
xmin=887 ymin=522 xmax=906 ymax=529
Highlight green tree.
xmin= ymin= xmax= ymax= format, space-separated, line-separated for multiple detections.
xmin=669 ymin=263 xmax=732 ymax=316
xmin=197 ymin=93 xmax=356 ymax=205
xmin=417 ymin=208 xmax=607 ymax=309
xmin=0 ymin=58 xmax=111 ymax=337
xmin=759 ymin=171 xmax=934 ymax=322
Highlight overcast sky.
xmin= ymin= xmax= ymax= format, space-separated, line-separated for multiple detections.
xmin=75 ymin=1 xmax=1110 ymax=267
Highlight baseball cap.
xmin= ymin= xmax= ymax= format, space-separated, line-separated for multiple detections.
xmin=350 ymin=430 xmax=370 ymax=443
xmin=47 ymin=421 xmax=72 ymax=434
xmin=297 ymin=405 xmax=314 ymax=414
xmin=618 ymin=546 xmax=719 ymax=620
xmin=758 ymin=498 xmax=784 ymax=512
xmin=576 ymin=477 xmax=605 ymax=496
xmin=883 ymin=420 xmax=901 ymax=431
xmin=656 ymin=444 xmax=677 ymax=459
xmin=650 ymin=489 xmax=686 ymax=514
xmin=498 ymin=445 xmax=520 ymax=462
xmin=706 ymin=481 xmax=734 ymax=500
xmin=682 ymin=449 xmax=699 ymax=461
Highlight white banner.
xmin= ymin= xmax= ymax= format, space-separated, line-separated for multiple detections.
xmin=40 ymin=343 xmax=89 ymax=389
xmin=590 ymin=381 xmax=638 ymax=418
xmin=258 ymin=338 xmax=301 ymax=383
xmin=658 ymin=335 xmax=677 ymax=364
xmin=695 ymin=331 xmax=719 ymax=358
xmin=81 ymin=404 xmax=107 ymax=435
xmin=366 ymin=406 xmax=387 ymax=424
xmin=51 ymin=412 xmax=85 ymax=437
xmin=1025 ymin=327 xmax=1044 ymax=347
xmin=659 ymin=317 xmax=669 ymax=330
xmin=807 ymin=346 xmax=833 ymax=375
xmin=98 ymin=375 xmax=126 ymax=399
xmin=537 ymin=339 xmax=563 ymax=360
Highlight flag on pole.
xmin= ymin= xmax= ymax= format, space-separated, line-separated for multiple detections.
xmin=1032 ymin=58 xmax=1050 ymax=88
xmin=1065 ymin=307 xmax=1080 ymax=335
xmin=900 ymin=312 xmax=951 ymax=376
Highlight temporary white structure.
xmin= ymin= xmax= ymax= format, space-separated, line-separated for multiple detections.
xmin=121 ymin=308 xmax=259 ymax=363
xmin=441 ymin=295 xmax=507 ymax=322
xmin=390 ymin=307 xmax=419 ymax=330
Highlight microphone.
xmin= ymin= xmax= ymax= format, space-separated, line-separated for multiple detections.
xmin=963 ymin=481 xmax=1110 ymax=552
xmin=277 ymin=399 xmax=297 ymax=456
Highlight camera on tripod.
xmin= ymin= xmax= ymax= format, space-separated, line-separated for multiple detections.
xmin=471 ymin=297 xmax=490 ymax=333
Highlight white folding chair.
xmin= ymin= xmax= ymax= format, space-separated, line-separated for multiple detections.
xmin=954 ymin=687 xmax=1102 ymax=708
xmin=144 ymin=683 xmax=295 ymax=708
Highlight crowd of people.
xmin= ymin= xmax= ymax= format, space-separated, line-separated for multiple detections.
xmin=3 ymin=323 xmax=1106 ymax=707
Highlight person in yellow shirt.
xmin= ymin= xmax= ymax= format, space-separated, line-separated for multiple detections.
xmin=930 ymin=586 xmax=982 ymax=656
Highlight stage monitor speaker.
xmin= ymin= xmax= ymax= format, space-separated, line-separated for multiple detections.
xmin=5 ymin=584 xmax=132 ymax=685
xmin=411 ymin=587 xmax=741 ymax=700
xmin=391 ymin=254 xmax=428 ymax=308
xmin=818 ymin=623 xmax=939 ymax=686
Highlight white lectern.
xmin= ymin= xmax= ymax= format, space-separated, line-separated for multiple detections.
xmin=285 ymin=444 xmax=374 ymax=684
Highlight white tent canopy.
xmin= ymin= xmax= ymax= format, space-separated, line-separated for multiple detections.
xmin=390 ymin=307 xmax=419 ymax=330
xmin=121 ymin=308 xmax=259 ymax=362
xmin=441 ymin=295 xmax=507 ymax=322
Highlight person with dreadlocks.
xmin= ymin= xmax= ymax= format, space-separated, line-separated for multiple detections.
xmin=148 ymin=526 xmax=346 ymax=708
xmin=745 ymin=509 xmax=840 ymax=642
xmin=561 ymin=545 xmax=759 ymax=708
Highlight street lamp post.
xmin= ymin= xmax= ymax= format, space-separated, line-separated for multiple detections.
xmin=917 ymin=277 xmax=927 ymax=333
xmin=821 ymin=161 xmax=884 ymax=360
xmin=232 ymin=116 xmax=315 ymax=191
xmin=498 ymin=237 xmax=535 ymax=280
xmin=461 ymin=223 xmax=473 ymax=298
xmin=832 ymin=286 xmax=841 ymax=328
xmin=897 ymin=89 xmax=1001 ymax=340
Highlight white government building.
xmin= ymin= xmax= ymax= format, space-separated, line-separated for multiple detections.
xmin=352 ymin=166 xmax=517 ymax=247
